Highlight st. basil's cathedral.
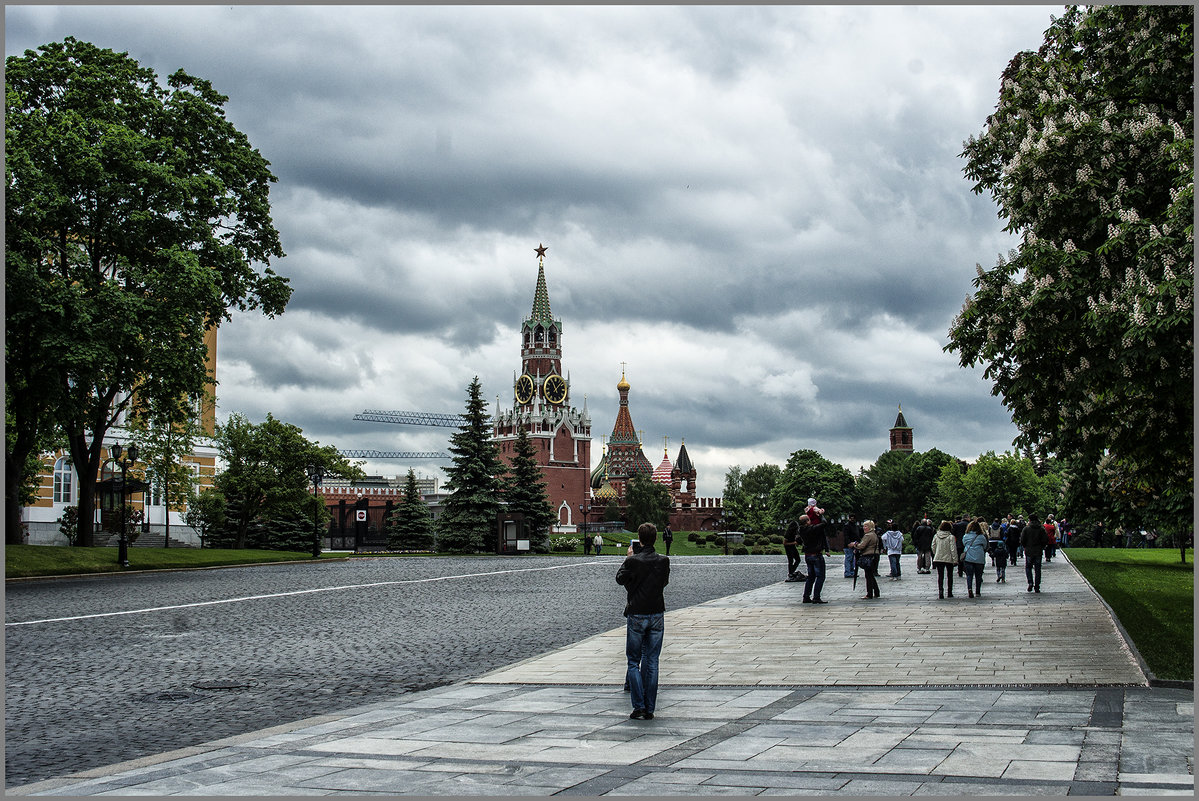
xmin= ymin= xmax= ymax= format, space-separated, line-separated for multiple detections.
xmin=492 ymin=245 xmax=725 ymax=534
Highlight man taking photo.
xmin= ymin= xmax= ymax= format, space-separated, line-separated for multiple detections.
xmin=616 ymin=522 xmax=670 ymax=721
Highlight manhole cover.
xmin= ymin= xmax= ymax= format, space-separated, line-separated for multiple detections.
xmin=192 ymin=680 xmax=251 ymax=691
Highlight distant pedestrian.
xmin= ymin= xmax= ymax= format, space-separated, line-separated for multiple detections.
xmin=852 ymin=520 xmax=882 ymax=600
xmin=662 ymin=526 xmax=673 ymax=555
xmin=989 ymin=527 xmax=1008 ymax=583
xmin=616 ymin=523 xmax=670 ymax=721
xmin=798 ymin=515 xmax=830 ymax=604
xmin=882 ymin=522 xmax=904 ymax=579
xmin=593 ymin=533 xmax=604 ymax=556
xmin=1021 ymin=514 xmax=1049 ymax=593
xmin=961 ymin=520 xmax=988 ymax=598
xmin=1044 ymin=516 xmax=1058 ymax=561
xmin=952 ymin=515 xmax=969 ymax=577
xmin=583 ymin=531 xmax=592 ymax=555
xmin=783 ymin=521 xmax=805 ymax=582
xmin=1006 ymin=517 xmax=1022 ymax=566
xmin=843 ymin=515 xmax=862 ymax=578
xmin=912 ymin=517 xmax=934 ymax=574
xmin=931 ymin=520 xmax=960 ymax=599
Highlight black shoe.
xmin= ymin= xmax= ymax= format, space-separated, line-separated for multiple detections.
xmin=1027 ymin=585 xmax=1033 ymax=592
xmin=644 ymin=712 xmax=654 ymax=720
xmin=623 ymin=683 xmax=630 ymax=692
xmin=630 ymin=709 xmax=648 ymax=720
xmin=1034 ymin=587 xmax=1040 ymax=593
xmin=802 ymin=598 xmax=812 ymax=603
xmin=812 ymin=599 xmax=828 ymax=604
xmin=796 ymin=574 xmax=808 ymax=580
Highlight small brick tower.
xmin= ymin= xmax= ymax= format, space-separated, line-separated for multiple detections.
xmin=889 ymin=405 xmax=914 ymax=452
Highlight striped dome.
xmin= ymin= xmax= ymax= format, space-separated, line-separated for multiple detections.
xmin=652 ymin=451 xmax=673 ymax=485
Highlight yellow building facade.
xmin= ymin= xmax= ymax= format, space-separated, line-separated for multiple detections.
xmin=22 ymin=327 xmax=220 ymax=546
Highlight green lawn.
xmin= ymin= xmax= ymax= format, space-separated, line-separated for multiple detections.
xmin=1065 ymin=548 xmax=1194 ymax=681
xmin=564 ymin=533 xmax=761 ymax=557
xmin=5 ymin=544 xmax=324 ymax=578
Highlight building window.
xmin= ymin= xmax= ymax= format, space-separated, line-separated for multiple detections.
xmin=53 ymin=458 xmax=73 ymax=504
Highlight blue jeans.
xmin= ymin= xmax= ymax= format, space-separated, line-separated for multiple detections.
xmin=625 ymin=613 xmax=664 ymax=714
xmin=804 ymin=554 xmax=826 ymax=601
xmin=963 ymin=560 xmax=984 ymax=594
xmin=843 ymin=547 xmax=856 ymax=577
xmin=888 ymin=554 xmax=901 ymax=577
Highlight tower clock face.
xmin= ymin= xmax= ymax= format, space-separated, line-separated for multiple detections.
xmin=515 ymin=374 xmax=535 ymax=405
xmin=543 ymin=374 xmax=568 ymax=405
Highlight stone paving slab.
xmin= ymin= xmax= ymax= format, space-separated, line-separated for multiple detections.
xmin=475 ymin=554 xmax=1145 ymax=687
xmin=7 ymin=554 xmax=1192 ymax=797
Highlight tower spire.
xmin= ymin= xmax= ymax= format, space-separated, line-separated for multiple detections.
xmin=530 ymin=243 xmax=552 ymax=323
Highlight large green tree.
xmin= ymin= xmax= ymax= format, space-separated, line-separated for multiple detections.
xmin=769 ymin=449 xmax=856 ymax=525
xmin=126 ymin=393 xmax=206 ymax=548
xmin=5 ymin=38 xmax=291 ymax=546
xmin=437 ymin=377 xmax=505 ymax=553
xmin=385 ymin=469 xmax=436 ymax=551
xmin=211 ymin=413 xmax=358 ymax=550
xmin=624 ymin=473 xmax=672 ymax=532
xmin=501 ymin=427 xmax=556 ymax=553
xmin=722 ymin=463 xmax=781 ymax=534
xmin=857 ymin=448 xmax=957 ymax=527
xmin=947 ymin=6 xmax=1193 ymax=517
xmin=934 ymin=451 xmax=1050 ymax=521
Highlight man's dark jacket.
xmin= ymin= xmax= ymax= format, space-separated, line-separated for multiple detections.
xmin=912 ymin=522 xmax=934 ymax=551
xmin=616 ymin=546 xmax=670 ymax=616
xmin=1021 ymin=524 xmax=1049 ymax=555
xmin=799 ymin=522 xmax=830 ymax=555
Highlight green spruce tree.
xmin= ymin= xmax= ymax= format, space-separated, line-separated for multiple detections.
xmin=386 ymin=469 xmax=435 ymax=551
xmin=502 ymin=427 xmax=556 ymax=553
xmin=437 ymin=377 xmax=504 ymax=553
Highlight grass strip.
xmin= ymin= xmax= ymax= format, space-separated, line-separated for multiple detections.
xmin=1066 ymin=548 xmax=1193 ymax=681
xmin=5 ymin=544 xmax=323 ymax=578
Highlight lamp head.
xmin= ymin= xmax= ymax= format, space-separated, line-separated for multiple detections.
xmin=126 ymin=444 xmax=139 ymax=463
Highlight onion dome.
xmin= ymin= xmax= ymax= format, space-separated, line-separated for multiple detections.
xmin=617 ymin=369 xmax=630 ymax=392
xmin=595 ymin=478 xmax=619 ymax=502
xmin=590 ymin=447 xmax=609 ymax=490
xmin=652 ymin=449 xmax=673 ymax=485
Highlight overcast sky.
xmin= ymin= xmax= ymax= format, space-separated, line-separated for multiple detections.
xmin=7 ymin=5 xmax=1064 ymax=498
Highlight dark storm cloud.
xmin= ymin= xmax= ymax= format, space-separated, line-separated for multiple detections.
xmin=6 ymin=5 xmax=1063 ymax=495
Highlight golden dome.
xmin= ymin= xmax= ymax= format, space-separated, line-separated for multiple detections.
xmin=617 ymin=369 xmax=630 ymax=392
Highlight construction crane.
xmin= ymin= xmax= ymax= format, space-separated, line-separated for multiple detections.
xmin=353 ymin=410 xmax=465 ymax=427
xmin=339 ymin=450 xmax=451 ymax=459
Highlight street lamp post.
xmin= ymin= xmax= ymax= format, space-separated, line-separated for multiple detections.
xmin=306 ymin=464 xmax=325 ymax=558
xmin=722 ymin=514 xmax=728 ymax=556
xmin=110 ymin=443 xmax=138 ymax=568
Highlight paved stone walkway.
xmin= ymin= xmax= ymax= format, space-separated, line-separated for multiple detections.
xmin=8 ymin=553 xmax=1193 ymax=796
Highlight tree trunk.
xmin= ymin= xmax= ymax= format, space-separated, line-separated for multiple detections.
xmin=67 ymin=430 xmax=106 ymax=548
xmin=6 ymin=452 xmax=29 ymax=546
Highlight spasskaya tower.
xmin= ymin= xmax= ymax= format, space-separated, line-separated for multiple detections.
xmin=492 ymin=244 xmax=592 ymax=528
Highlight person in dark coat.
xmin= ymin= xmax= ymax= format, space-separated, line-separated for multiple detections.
xmin=616 ymin=523 xmax=671 ymax=720
xmin=912 ymin=517 xmax=935 ymax=574
xmin=952 ymin=515 xmax=969 ymax=577
xmin=798 ymin=515 xmax=831 ymax=604
xmin=1021 ymin=514 xmax=1049 ymax=593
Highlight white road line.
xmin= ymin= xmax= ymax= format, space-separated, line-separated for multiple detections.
xmin=6 ymin=558 xmax=782 ymax=627
xmin=5 ymin=561 xmax=599 ymax=627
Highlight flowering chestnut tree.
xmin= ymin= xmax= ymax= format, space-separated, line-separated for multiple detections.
xmin=948 ymin=5 xmax=1193 ymax=508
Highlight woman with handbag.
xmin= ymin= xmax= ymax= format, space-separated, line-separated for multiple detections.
xmin=961 ymin=519 xmax=989 ymax=598
xmin=931 ymin=520 xmax=960 ymax=599
xmin=852 ymin=520 xmax=882 ymax=600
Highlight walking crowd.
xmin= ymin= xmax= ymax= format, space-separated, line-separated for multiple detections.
xmin=784 ymin=501 xmax=1072 ymax=602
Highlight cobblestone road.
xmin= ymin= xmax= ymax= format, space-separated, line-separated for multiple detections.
xmin=5 ymin=554 xmax=780 ymax=787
